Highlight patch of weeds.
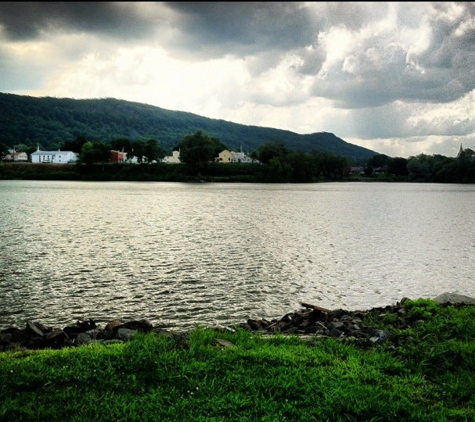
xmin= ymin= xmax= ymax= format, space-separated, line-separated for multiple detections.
xmin=404 ymin=298 xmax=441 ymax=321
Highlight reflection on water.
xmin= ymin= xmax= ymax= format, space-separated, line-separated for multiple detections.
xmin=1 ymin=180 xmax=475 ymax=330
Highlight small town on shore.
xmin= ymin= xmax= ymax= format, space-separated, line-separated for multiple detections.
xmin=1 ymin=135 xmax=475 ymax=183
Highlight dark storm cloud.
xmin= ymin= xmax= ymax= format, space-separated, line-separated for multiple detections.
xmin=0 ymin=2 xmax=157 ymax=41
xmin=163 ymin=2 xmax=321 ymax=57
xmin=0 ymin=2 xmax=320 ymax=53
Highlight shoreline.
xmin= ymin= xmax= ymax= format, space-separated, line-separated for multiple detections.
xmin=2 ymin=292 xmax=474 ymax=353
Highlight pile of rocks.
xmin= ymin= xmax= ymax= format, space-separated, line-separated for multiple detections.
xmin=1 ymin=293 xmax=474 ymax=353
xmin=0 ymin=318 xmax=156 ymax=353
xmin=238 ymin=302 xmax=395 ymax=342
xmin=236 ymin=293 xmax=475 ymax=347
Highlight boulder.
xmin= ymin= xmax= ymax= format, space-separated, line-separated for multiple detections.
xmin=432 ymin=292 xmax=475 ymax=305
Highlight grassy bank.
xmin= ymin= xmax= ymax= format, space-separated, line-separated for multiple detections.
xmin=0 ymin=162 xmax=371 ymax=183
xmin=0 ymin=162 xmax=266 ymax=183
xmin=1 ymin=299 xmax=474 ymax=421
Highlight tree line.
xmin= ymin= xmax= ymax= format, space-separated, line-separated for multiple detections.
xmin=1 ymin=131 xmax=475 ymax=183
xmin=365 ymin=149 xmax=475 ymax=183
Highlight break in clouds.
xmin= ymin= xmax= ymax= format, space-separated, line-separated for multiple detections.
xmin=0 ymin=2 xmax=474 ymax=158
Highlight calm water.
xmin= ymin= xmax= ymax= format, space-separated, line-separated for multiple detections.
xmin=1 ymin=180 xmax=474 ymax=331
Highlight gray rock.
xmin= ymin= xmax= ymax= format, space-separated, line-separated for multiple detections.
xmin=330 ymin=328 xmax=344 ymax=338
xmin=432 ymin=292 xmax=475 ymax=305
xmin=45 ymin=329 xmax=71 ymax=349
xmin=116 ymin=328 xmax=136 ymax=341
xmin=76 ymin=332 xmax=93 ymax=345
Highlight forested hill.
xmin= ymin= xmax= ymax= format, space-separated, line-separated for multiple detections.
xmin=0 ymin=92 xmax=377 ymax=160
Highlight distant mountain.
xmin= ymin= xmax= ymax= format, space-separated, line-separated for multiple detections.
xmin=0 ymin=92 xmax=377 ymax=161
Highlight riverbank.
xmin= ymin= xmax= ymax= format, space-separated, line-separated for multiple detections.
xmin=2 ymin=292 xmax=474 ymax=353
xmin=1 ymin=294 xmax=475 ymax=421
xmin=0 ymin=161 xmax=402 ymax=183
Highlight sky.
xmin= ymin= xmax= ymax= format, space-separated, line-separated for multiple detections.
xmin=1 ymin=2 xmax=474 ymax=158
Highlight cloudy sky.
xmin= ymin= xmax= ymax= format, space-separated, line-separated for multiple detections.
xmin=1 ymin=2 xmax=474 ymax=158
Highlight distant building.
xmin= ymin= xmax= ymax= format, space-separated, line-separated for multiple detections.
xmin=232 ymin=150 xmax=254 ymax=163
xmin=110 ymin=150 xmax=126 ymax=163
xmin=4 ymin=149 xmax=28 ymax=162
xmin=217 ymin=149 xmax=234 ymax=163
xmin=162 ymin=150 xmax=181 ymax=163
xmin=30 ymin=148 xmax=78 ymax=163
xmin=456 ymin=144 xmax=475 ymax=160
xmin=348 ymin=166 xmax=365 ymax=175
xmin=216 ymin=149 xmax=254 ymax=163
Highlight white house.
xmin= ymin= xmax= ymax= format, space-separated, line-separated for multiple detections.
xmin=231 ymin=151 xmax=254 ymax=163
xmin=30 ymin=149 xmax=78 ymax=164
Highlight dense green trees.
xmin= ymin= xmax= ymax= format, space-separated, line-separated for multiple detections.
xmin=0 ymin=142 xmax=8 ymax=160
xmin=407 ymin=154 xmax=433 ymax=182
xmin=12 ymin=143 xmax=29 ymax=153
xmin=178 ymin=131 xmax=227 ymax=176
xmin=363 ymin=150 xmax=475 ymax=183
xmin=406 ymin=151 xmax=475 ymax=183
xmin=110 ymin=138 xmax=133 ymax=155
xmin=254 ymin=141 xmax=350 ymax=182
xmin=364 ymin=154 xmax=408 ymax=178
xmin=248 ymin=140 xmax=349 ymax=182
xmin=256 ymin=141 xmax=292 ymax=181
xmin=79 ymin=141 xmax=111 ymax=165
xmin=387 ymin=157 xmax=409 ymax=177
xmin=61 ymin=136 xmax=88 ymax=153
xmin=256 ymin=141 xmax=288 ymax=165
xmin=144 ymin=139 xmax=166 ymax=163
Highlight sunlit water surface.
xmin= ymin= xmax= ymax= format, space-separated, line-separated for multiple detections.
xmin=1 ymin=180 xmax=474 ymax=330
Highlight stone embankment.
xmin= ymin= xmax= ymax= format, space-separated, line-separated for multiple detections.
xmin=1 ymin=293 xmax=474 ymax=353
xmin=0 ymin=318 xmax=156 ymax=353
xmin=235 ymin=293 xmax=475 ymax=346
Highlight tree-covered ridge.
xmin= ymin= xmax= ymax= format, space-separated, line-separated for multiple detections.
xmin=0 ymin=92 xmax=377 ymax=161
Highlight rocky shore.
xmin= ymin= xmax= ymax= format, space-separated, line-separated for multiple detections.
xmin=1 ymin=292 xmax=474 ymax=353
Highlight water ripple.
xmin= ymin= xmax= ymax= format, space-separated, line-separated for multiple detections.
xmin=1 ymin=181 xmax=475 ymax=330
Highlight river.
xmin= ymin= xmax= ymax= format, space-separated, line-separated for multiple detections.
xmin=1 ymin=180 xmax=474 ymax=330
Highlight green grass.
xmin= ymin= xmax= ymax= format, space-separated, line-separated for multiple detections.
xmin=1 ymin=299 xmax=475 ymax=421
